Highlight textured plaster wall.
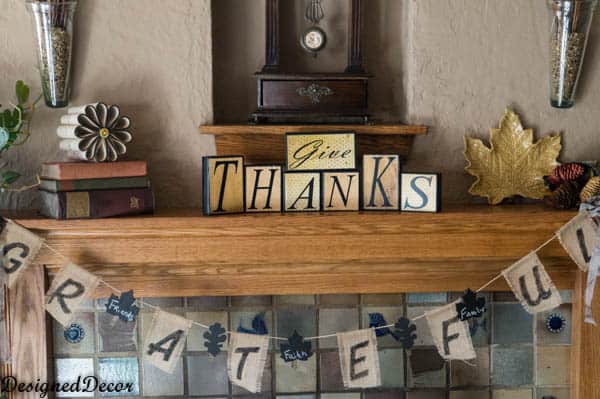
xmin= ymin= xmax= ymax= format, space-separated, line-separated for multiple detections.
xmin=214 ymin=0 xmax=600 ymax=204
xmin=0 ymin=0 xmax=213 ymax=209
xmin=2 ymin=1 xmax=600 ymax=209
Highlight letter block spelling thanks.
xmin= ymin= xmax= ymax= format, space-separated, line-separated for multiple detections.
xmin=203 ymin=156 xmax=245 ymax=215
xmin=362 ymin=155 xmax=401 ymax=210
xmin=245 ymin=166 xmax=283 ymax=213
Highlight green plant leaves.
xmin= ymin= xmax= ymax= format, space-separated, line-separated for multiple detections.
xmin=15 ymin=80 xmax=30 ymax=106
xmin=0 ymin=127 xmax=9 ymax=150
xmin=1 ymin=170 xmax=20 ymax=187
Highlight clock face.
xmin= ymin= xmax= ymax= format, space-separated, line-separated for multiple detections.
xmin=301 ymin=27 xmax=326 ymax=53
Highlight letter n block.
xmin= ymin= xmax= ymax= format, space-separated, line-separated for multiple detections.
xmin=245 ymin=165 xmax=282 ymax=213
xmin=362 ymin=155 xmax=400 ymax=210
xmin=284 ymin=172 xmax=321 ymax=212
xmin=401 ymin=173 xmax=441 ymax=213
xmin=202 ymin=156 xmax=245 ymax=215
xmin=322 ymin=171 xmax=360 ymax=211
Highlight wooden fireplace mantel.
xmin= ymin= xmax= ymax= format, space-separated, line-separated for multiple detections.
xmin=5 ymin=204 xmax=600 ymax=399
xmin=11 ymin=204 xmax=582 ymax=297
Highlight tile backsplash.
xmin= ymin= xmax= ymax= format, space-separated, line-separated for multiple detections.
xmin=52 ymin=292 xmax=573 ymax=398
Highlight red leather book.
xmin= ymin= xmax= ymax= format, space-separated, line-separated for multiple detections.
xmin=39 ymin=187 xmax=154 ymax=219
xmin=41 ymin=161 xmax=147 ymax=180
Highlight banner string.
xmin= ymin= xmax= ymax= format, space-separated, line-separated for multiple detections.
xmin=36 ymin=228 xmax=559 ymax=342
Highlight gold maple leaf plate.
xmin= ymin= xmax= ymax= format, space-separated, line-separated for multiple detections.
xmin=464 ymin=108 xmax=561 ymax=205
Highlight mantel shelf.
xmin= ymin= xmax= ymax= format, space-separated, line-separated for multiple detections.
xmin=10 ymin=205 xmax=578 ymax=297
xmin=199 ymin=123 xmax=427 ymax=164
xmin=199 ymin=123 xmax=428 ymax=136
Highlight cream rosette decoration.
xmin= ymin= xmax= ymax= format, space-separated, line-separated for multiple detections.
xmin=75 ymin=103 xmax=133 ymax=162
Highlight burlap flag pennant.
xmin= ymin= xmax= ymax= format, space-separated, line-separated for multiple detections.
xmin=143 ymin=310 xmax=193 ymax=374
xmin=337 ymin=329 xmax=381 ymax=389
xmin=585 ymin=227 xmax=600 ymax=325
xmin=46 ymin=263 xmax=100 ymax=327
xmin=1 ymin=219 xmax=44 ymax=288
xmin=502 ymin=252 xmax=562 ymax=314
xmin=425 ymin=303 xmax=476 ymax=360
xmin=557 ymin=211 xmax=598 ymax=272
xmin=227 ymin=332 xmax=269 ymax=393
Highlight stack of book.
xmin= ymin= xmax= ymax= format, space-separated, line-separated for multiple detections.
xmin=38 ymin=161 xmax=154 ymax=219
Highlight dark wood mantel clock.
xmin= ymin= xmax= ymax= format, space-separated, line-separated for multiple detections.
xmin=251 ymin=0 xmax=371 ymax=124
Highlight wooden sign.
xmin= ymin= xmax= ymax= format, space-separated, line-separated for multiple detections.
xmin=362 ymin=155 xmax=400 ymax=210
xmin=322 ymin=171 xmax=360 ymax=211
xmin=284 ymin=172 xmax=321 ymax=212
xmin=203 ymin=156 xmax=245 ymax=215
xmin=245 ymin=165 xmax=282 ymax=213
xmin=286 ymin=132 xmax=356 ymax=171
xmin=401 ymin=173 xmax=441 ymax=213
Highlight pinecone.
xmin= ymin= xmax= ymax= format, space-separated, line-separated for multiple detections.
xmin=551 ymin=163 xmax=586 ymax=183
xmin=580 ymin=176 xmax=600 ymax=203
xmin=548 ymin=181 xmax=580 ymax=209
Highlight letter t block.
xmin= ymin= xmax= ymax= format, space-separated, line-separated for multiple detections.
xmin=203 ymin=156 xmax=245 ymax=215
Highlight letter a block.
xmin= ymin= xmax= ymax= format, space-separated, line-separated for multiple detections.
xmin=401 ymin=173 xmax=441 ymax=213
xmin=322 ymin=171 xmax=360 ymax=211
xmin=245 ymin=166 xmax=283 ymax=213
xmin=203 ymin=156 xmax=245 ymax=215
xmin=284 ymin=172 xmax=321 ymax=212
xmin=362 ymin=155 xmax=400 ymax=210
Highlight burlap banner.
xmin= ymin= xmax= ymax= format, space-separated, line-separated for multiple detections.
xmin=143 ymin=310 xmax=193 ymax=374
xmin=227 ymin=332 xmax=269 ymax=393
xmin=1 ymin=219 xmax=44 ymax=288
xmin=502 ymin=252 xmax=562 ymax=314
xmin=337 ymin=329 xmax=381 ymax=389
xmin=425 ymin=303 xmax=476 ymax=360
xmin=45 ymin=263 xmax=100 ymax=327
xmin=558 ymin=212 xmax=598 ymax=272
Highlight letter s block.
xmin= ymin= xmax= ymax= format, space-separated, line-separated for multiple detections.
xmin=401 ymin=173 xmax=441 ymax=213
xmin=203 ymin=156 xmax=245 ymax=215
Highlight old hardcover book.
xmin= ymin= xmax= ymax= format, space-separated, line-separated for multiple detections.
xmin=39 ymin=188 xmax=154 ymax=219
xmin=41 ymin=161 xmax=147 ymax=180
xmin=40 ymin=176 xmax=150 ymax=193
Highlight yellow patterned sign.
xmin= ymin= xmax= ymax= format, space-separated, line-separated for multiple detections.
xmin=286 ymin=132 xmax=356 ymax=171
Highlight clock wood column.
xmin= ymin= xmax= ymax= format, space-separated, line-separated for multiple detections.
xmin=262 ymin=0 xmax=280 ymax=73
xmin=346 ymin=0 xmax=364 ymax=73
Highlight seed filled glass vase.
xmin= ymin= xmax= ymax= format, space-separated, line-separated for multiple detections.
xmin=549 ymin=0 xmax=597 ymax=108
xmin=27 ymin=0 xmax=78 ymax=108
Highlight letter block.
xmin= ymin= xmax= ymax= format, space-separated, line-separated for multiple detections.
xmin=362 ymin=155 xmax=400 ymax=210
xmin=286 ymin=132 xmax=357 ymax=171
xmin=245 ymin=165 xmax=283 ymax=213
xmin=322 ymin=171 xmax=360 ymax=211
xmin=401 ymin=173 xmax=441 ymax=213
xmin=203 ymin=156 xmax=245 ymax=215
xmin=284 ymin=172 xmax=321 ymax=212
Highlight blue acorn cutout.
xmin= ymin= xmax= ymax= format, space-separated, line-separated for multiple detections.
xmin=64 ymin=323 xmax=85 ymax=344
xmin=105 ymin=290 xmax=140 ymax=322
xmin=203 ymin=322 xmax=227 ymax=356
xmin=369 ymin=313 xmax=392 ymax=337
xmin=237 ymin=312 xmax=268 ymax=335
xmin=546 ymin=313 xmax=566 ymax=334
xmin=280 ymin=330 xmax=313 ymax=362
xmin=456 ymin=289 xmax=486 ymax=321
xmin=393 ymin=317 xmax=417 ymax=349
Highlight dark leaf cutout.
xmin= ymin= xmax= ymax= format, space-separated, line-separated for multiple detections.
xmin=392 ymin=317 xmax=417 ymax=349
xmin=455 ymin=289 xmax=486 ymax=321
xmin=280 ymin=330 xmax=313 ymax=362
xmin=468 ymin=317 xmax=487 ymax=337
xmin=368 ymin=313 xmax=391 ymax=337
xmin=105 ymin=290 xmax=139 ymax=322
xmin=237 ymin=312 xmax=268 ymax=335
xmin=203 ymin=322 xmax=227 ymax=356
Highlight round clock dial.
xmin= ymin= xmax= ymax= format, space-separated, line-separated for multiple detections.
xmin=301 ymin=27 xmax=327 ymax=53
